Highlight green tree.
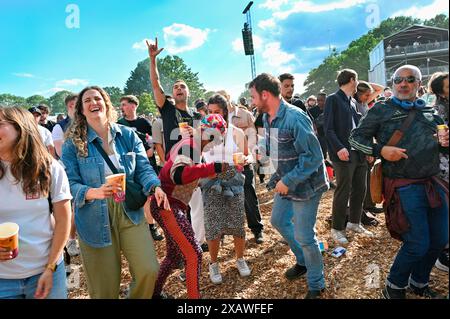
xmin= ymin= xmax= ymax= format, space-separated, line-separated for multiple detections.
xmin=124 ymin=55 xmax=206 ymax=107
xmin=301 ymin=15 xmax=447 ymax=98
xmin=48 ymin=90 xmax=73 ymax=115
xmin=0 ymin=94 xmax=27 ymax=107
xmin=138 ymin=92 xmax=158 ymax=116
xmin=424 ymin=14 xmax=449 ymax=29
xmin=104 ymin=86 xmax=124 ymax=107
xmin=26 ymin=95 xmax=49 ymax=107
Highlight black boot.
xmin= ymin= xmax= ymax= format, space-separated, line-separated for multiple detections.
xmin=285 ymin=264 xmax=307 ymax=280
xmin=382 ymin=286 xmax=406 ymax=299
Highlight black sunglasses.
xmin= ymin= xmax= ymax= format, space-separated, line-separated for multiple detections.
xmin=393 ymin=76 xmax=417 ymax=84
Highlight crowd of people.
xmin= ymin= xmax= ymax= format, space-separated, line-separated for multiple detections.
xmin=0 ymin=36 xmax=448 ymax=299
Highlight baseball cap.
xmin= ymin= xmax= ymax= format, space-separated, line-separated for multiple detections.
xmin=28 ymin=106 xmax=42 ymax=115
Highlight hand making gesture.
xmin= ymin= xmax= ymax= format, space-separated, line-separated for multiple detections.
xmin=146 ymin=37 xmax=164 ymax=59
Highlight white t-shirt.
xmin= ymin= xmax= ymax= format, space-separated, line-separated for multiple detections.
xmin=0 ymin=160 xmax=72 ymax=279
xmin=38 ymin=125 xmax=54 ymax=147
xmin=203 ymin=125 xmax=239 ymax=164
xmin=51 ymin=124 xmax=64 ymax=143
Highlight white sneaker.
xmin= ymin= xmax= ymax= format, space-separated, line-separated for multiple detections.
xmin=209 ymin=263 xmax=223 ymax=284
xmin=236 ymin=258 xmax=251 ymax=277
xmin=66 ymin=239 xmax=80 ymax=257
xmin=346 ymin=222 xmax=374 ymax=237
xmin=331 ymin=229 xmax=349 ymax=245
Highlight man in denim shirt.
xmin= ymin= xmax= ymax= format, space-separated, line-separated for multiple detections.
xmin=249 ymin=73 xmax=329 ymax=299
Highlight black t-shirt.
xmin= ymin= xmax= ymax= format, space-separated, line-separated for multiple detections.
xmin=290 ymin=98 xmax=314 ymax=123
xmin=159 ymin=99 xmax=201 ymax=156
xmin=117 ymin=116 xmax=158 ymax=169
xmin=308 ymin=105 xmax=323 ymax=120
xmin=117 ymin=117 xmax=153 ymax=150
xmin=254 ymin=112 xmax=264 ymax=129
xmin=308 ymin=106 xmax=325 ymax=136
xmin=40 ymin=120 xmax=56 ymax=132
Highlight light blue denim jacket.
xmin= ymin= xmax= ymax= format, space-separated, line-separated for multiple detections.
xmin=263 ymin=100 xmax=329 ymax=201
xmin=61 ymin=123 xmax=161 ymax=248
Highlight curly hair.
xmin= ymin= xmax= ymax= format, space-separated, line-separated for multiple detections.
xmin=0 ymin=107 xmax=53 ymax=197
xmin=65 ymin=86 xmax=118 ymax=157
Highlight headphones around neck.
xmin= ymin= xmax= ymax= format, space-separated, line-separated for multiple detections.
xmin=391 ymin=96 xmax=426 ymax=110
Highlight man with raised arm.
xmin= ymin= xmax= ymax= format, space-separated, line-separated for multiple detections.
xmin=146 ymin=37 xmax=201 ymax=157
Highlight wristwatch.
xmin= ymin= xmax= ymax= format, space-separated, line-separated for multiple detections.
xmin=46 ymin=263 xmax=57 ymax=273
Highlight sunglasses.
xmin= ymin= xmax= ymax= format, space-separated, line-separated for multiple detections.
xmin=393 ymin=76 xmax=417 ymax=85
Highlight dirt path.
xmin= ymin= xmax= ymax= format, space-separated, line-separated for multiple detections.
xmin=67 ymin=182 xmax=449 ymax=299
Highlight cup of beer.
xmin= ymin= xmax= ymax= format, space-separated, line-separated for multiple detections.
xmin=0 ymin=222 xmax=20 ymax=259
xmin=437 ymin=124 xmax=448 ymax=143
xmin=233 ymin=152 xmax=245 ymax=166
xmin=105 ymin=173 xmax=126 ymax=202
xmin=178 ymin=122 xmax=189 ymax=130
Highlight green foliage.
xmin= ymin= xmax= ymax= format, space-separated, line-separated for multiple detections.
xmin=302 ymin=14 xmax=448 ymax=98
xmin=138 ymin=92 xmax=158 ymax=116
xmin=0 ymin=94 xmax=27 ymax=107
xmin=103 ymin=86 xmax=124 ymax=107
xmin=124 ymin=55 xmax=206 ymax=108
xmin=26 ymin=95 xmax=49 ymax=107
xmin=424 ymin=14 xmax=449 ymax=29
xmin=48 ymin=90 xmax=73 ymax=115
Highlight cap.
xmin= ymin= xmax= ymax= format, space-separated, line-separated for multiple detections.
xmin=195 ymin=100 xmax=207 ymax=110
xmin=28 ymin=106 xmax=42 ymax=115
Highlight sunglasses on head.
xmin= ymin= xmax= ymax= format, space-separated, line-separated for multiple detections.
xmin=393 ymin=76 xmax=417 ymax=85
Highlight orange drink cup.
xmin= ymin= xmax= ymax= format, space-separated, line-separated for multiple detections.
xmin=233 ymin=152 xmax=244 ymax=166
xmin=0 ymin=222 xmax=20 ymax=259
xmin=437 ymin=124 xmax=448 ymax=144
xmin=105 ymin=173 xmax=126 ymax=193
xmin=178 ymin=122 xmax=189 ymax=130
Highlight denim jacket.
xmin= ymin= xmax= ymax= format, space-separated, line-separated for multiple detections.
xmin=262 ymin=100 xmax=329 ymax=201
xmin=61 ymin=123 xmax=161 ymax=248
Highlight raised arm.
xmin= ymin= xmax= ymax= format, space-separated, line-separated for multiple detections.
xmin=146 ymin=37 xmax=166 ymax=108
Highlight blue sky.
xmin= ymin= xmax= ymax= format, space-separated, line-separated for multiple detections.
xmin=0 ymin=0 xmax=448 ymax=101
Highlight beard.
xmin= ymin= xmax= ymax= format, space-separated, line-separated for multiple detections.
xmin=174 ymin=95 xmax=187 ymax=104
xmin=393 ymin=87 xmax=417 ymax=101
xmin=256 ymin=100 xmax=269 ymax=114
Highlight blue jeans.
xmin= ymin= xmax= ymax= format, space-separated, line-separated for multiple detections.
xmin=0 ymin=262 xmax=67 ymax=299
xmin=387 ymin=183 xmax=449 ymax=289
xmin=271 ymin=192 xmax=325 ymax=291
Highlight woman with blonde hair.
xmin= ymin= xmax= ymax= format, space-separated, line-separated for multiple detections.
xmin=61 ymin=86 xmax=170 ymax=299
xmin=0 ymin=107 xmax=72 ymax=299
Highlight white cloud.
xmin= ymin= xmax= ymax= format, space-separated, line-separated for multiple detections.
xmin=391 ymin=0 xmax=449 ymax=20
xmin=12 ymin=73 xmax=35 ymax=78
xmin=273 ymin=0 xmax=368 ymax=20
xmin=205 ymin=83 xmax=245 ymax=102
xmin=300 ymin=45 xmax=336 ymax=52
xmin=163 ymin=23 xmax=210 ymax=54
xmin=37 ymin=87 xmax=66 ymax=97
xmin=132 ymin=39 xmax=149 ymax=50
xmin=232 ymin=35 xmax=263 ymax=53
xmin=55 ymin=79 xmax=89 ymax=87
xmin=261 ymin=42 xmax=296 ymax=71
xmin=259 ymin=0 xmax=290 ymax=11
xmin=258 ymin=18 xmax=276 ymax=30
xmin=291 ymin=73 xmax=308 ymax=95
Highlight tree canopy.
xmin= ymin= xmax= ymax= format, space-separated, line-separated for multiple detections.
xmin=124 ymin=55 xmax=206 ymax=108
xmin=301 ymin=14 xmax=449 ymax=98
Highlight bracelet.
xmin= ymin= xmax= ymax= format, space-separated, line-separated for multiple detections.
xmin=150 ymin=185 xmax=160 ymax=194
